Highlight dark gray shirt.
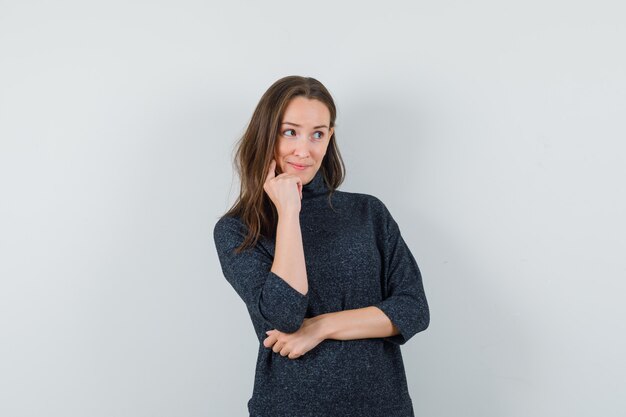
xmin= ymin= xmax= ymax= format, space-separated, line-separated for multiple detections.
xmin=213 ymin=169 xmax=430 ymax=417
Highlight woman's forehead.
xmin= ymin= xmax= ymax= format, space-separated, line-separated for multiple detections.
xmin=281 ymin=98 xmax=330 ymax=127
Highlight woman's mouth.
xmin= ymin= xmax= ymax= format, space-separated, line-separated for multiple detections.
xmin=288 ymin=162 xmax=309 ymax=170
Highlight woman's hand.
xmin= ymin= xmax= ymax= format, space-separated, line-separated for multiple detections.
xmin=263 ymin=316 xmax=326 ymax=359
xmin=263 ymin=159 xmax=303 ymax=216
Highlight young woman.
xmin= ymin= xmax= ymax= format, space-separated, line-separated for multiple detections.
xmin=213 ymin=75 xmax=430 ymax=417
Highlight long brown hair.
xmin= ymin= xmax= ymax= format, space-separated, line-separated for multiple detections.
xmin=220 ymin=75 xmax=346 ymax=253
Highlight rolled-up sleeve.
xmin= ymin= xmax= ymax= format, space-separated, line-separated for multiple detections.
xmin=213 ymin=216 xmax=309 ymax=334
xmin=373 ymin=203 xmax=430 ymax=345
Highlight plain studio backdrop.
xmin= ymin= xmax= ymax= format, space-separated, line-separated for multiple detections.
xmin=1 ymin=1 xmax=625 ymax=416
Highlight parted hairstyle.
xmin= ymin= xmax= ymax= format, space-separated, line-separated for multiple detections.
xmin=220 ymin=75 xmax=346 ymax=253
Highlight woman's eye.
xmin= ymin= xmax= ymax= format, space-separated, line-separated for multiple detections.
xmin=282 ymin=129 xmax=323 ymax=139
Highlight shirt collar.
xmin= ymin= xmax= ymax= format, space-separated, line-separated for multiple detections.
xmin=302 ymin=168 xmax=328 ymax=199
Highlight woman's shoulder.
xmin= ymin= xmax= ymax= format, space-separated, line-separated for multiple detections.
xmin=213 ymin=214 xmax=246 ymax=240
xmin=214 ymin=213 xmax=241 ymax=226
xmin=333 ymin=189 xmax=391 ymax=215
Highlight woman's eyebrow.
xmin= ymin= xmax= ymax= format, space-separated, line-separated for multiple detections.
xmin=282 ymin=122 xmax=329 ymax=129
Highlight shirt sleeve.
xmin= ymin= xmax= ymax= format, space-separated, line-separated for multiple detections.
xmin=213 ymin=216 xmax=309 ymax=335
xmin=373 ymin=202 xmax=430 ymax=345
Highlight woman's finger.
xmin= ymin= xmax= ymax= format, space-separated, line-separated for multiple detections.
xmin=271 ymin=334 xmax=286 ymax=353
xmin=263 ymin=331 xmax=277 ymax=348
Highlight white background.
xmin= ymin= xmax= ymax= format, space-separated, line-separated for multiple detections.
xmin=1 ymin=1 xmax=625 ymax=416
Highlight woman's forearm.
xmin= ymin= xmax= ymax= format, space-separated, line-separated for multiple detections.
xmin=317 ymin=306 xmax=400 ymax=341
xmin=270 ymin=211 xmax=308 ymax=295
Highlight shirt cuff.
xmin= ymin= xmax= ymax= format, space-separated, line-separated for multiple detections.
xmin=258 ymin=271 xmax=309 ymax=333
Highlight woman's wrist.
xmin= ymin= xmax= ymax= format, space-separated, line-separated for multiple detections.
xmin=277 ymin=208 xmax=300 ymax=221
xmin=314 ymin=312 xmax=336 ymax=341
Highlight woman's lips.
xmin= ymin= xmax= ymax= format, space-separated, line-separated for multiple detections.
xmin=288 ymin=162 xmax=310 ymax=170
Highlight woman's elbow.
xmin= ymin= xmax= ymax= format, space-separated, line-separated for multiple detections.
xmin=416 ymin=302 xmax=430 ymax=333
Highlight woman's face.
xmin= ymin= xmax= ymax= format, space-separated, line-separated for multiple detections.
xmin=274 ymin=96 xmax=334 ymax=185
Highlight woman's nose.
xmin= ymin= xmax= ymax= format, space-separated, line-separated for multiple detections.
xmin=293 ymin=140 xmax=310 ymax=157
